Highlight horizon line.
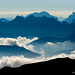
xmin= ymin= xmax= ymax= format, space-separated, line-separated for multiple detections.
xmin=0 ymin=11 xmax=75 ymax=18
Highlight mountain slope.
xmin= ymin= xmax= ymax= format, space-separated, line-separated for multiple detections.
xmin=0 ymin=58 xmax=74 ymax=74
xmin=0 ymin=45 xmax=40 ymax=58
xmin=65 ymin=12 xmax=75 ymax=23
xmin=0 ymin=15 xmax=75 ymax=38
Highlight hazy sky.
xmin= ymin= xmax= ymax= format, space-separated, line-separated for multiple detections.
xmin=0 ymin=0 xmax=75 ymax=18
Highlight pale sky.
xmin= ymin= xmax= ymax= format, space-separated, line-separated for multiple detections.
xmin=0 ymin=0 xmax=75 ymax=18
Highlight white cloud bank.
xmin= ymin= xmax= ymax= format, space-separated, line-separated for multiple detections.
xmin=0 ymin=55 xmax=46 ymax=69
xmin=44 ymin=41 xmax=75 ymax=51
xmin=0 ymin=51 xmax=75 ymax=69
xmin=0 ymin=37 xmax=75 ymax=69
xmin=0 ymin=36 xmax=38 ymax=52
xmin=49 ymin=51 xmax=75 ymax=60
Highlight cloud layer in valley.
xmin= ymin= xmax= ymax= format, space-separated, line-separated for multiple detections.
xmin=45 ymin=41 xmax=75 ymax=51
xmin=0 ymin=51 xmax=75 ymax=69
xmin=0 ymin=37 xmax=75 ymax=69
xmin=0 ymin=36 xmax=38 ymax=52
xmin=32 ymin=41 xmax=75 ymax=57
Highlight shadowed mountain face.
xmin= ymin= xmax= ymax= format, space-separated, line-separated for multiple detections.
xmin=0 ymin=58 xmax=74 ymax=74
xmin=0 ymin=15 xmax=75 ymax=38
xmin=0 ymin=45 xmax=40 ymax=58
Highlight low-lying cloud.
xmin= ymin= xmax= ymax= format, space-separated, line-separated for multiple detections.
xmin=0 ymin=51 xmax=75 ymax=69
xmin=0 ymin=55 xmax=46 ymax=69
xmin=0 ymin=36 xmax=38 ymax=52
xmin=44 ymin=41 xmax=75 ymax=52
xmin=32 ymin=41 xmax=75 ymax=57
xmin=0 ymin=37 xmax=75 ymax=69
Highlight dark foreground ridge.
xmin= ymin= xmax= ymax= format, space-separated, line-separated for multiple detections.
xmin=0 ymin=58 xmax=75 ymax=74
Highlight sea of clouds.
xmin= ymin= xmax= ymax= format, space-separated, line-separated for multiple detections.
xmin=0 ymin=36 xmax=38 ymax=52
xmin=0 ymin=52 xmax=75 ymax=69
xmin=0 ymin=36 xmax=75 ymax=69
xmin=32 ymin=41 xmax=75 ymax=57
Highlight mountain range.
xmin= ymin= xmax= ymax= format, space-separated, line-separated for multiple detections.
xmin=0 ymin=11 xmax=75 ymax=23
xmin=0 ymin=11 xmax=75 ymax=73
xmin=0 ymin=11 xmax=75 ymax=38
xmin=25 ymin=11 xmax=58 ymax=20
xmin=0 ymin=15 xmax=75 ymax=38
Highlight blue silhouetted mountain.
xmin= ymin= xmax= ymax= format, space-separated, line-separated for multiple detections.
xmin=0 ymin=15 xmax=75 ymax=38
xmin=65 ymin=12 xmax=75 ymax=23
xmin=25 ymin=11 xmax=58 ymax=20
xmin=0 ymin=18 xmax=9 ymax=22
xmin=0 ymin=45 xmax=40 ymax=58
xmin=9 ymin=15 xmax=25 ymax=23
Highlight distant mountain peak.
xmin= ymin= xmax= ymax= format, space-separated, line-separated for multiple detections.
xmin=65 ymin=11 xmax=75 ymax=23
xmin=25 ymin=11 xmax=58 ymax=20
xmin=72 ymin=12 xmax=75 ymax=14
xmin=33 ymin=11 xmax=50 ymax=17
xmin=40 ymin=11 xmax=47 ymax=13
xmin=25 ymin=15 xmax=36 ymax=20
xmin=28 ymin=15 xmax=35 ymax=18
xmin=13 ymin=15 xmax=25 ymax=21
xmin=39 ymin=11 xmax=50 ymax=14
xmin=33 ymin=11 xmax=49 ymax=14
xmin=15 ymin=15 xmax=24 ymax=19
xmin=0 ymin=18 xmax=9 ymax=22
